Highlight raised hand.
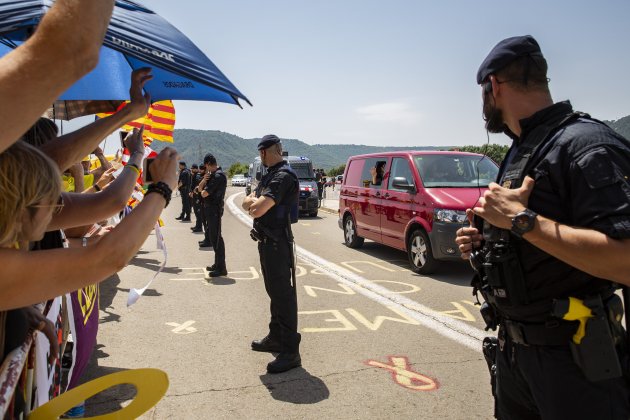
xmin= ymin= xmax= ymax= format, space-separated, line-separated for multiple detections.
xmin=150 ymin=147 xmax=180 ymax=190
xmin=125 ymin=68 xmax=153 ymax=121
xmin=124 ymin=126 xmax=145 ymax=156
xmin=472 ymin=176 xmax=535 ymax=230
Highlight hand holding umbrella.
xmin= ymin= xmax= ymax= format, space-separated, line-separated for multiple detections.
xmin=121 ymin=67 xmax=153 ymax=122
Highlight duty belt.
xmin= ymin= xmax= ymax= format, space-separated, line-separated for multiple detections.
xmin=502 ymin=319 xmax=577 ymax=346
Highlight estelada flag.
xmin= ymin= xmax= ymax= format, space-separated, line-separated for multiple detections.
xmin=98 ymin=100 xmax=176 ymax=144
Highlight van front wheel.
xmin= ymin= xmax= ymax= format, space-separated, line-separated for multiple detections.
xmin=344 ymin=215 xmax=364 ymax=248
xmin=407 ymin=229 xmax=437 ymax=274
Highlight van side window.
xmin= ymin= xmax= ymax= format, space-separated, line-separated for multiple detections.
xmin=360 ymin=158 xmax=387 ymax=188
xmin=344 ymin=159 xmax=363 ymax=187
xmin=388 ymin=158 xmax=415 ymax=191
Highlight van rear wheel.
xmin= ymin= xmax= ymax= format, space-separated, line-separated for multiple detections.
xmin=407 ymin=229 xmax=437 ymax=274
xmin=344 ymin=215 xmax=364 ymax=248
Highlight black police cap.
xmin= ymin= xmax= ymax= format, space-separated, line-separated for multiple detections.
xmin=476 ymin=35 xmax=543 ymax=84
xmin=191 ymin=164 xmax=198 ymax=169
xmin=203 ymin=153 xmax=217 ymax=165
xmin=257 ymin=134 xmax=281 ymax=150
xmin=179 ymin=161 xmax=186 ymax=166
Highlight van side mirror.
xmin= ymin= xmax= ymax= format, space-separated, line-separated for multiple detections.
xmin=255 ymin=170 xmax=262 ymax=181
xmin=392 ymin=177 xmax=416 ymax=192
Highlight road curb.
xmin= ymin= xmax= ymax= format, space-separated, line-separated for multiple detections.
xmin=319 ymin=206 xmax=338 ymax=215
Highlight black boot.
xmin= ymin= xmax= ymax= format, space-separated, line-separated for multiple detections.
xmin=267 ymin=353 xmax=301 ymax=373
xmin=251 ymin=336 xmax=281 ymax=353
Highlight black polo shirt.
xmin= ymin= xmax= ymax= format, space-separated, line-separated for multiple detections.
xmin=203 ymin=167 xmax=227 ymax=206
xmin=255 ymin=161 xmax=298 ymax=230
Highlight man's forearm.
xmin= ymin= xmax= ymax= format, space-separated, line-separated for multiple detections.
xmin=42 ymin=110 xmax=134 ymax=170
xmin=48 ymin=154 xmax=143 ymax=230
xmin=0 ymin=0 xmax=115 ymax=152
xmin=524 ymin=215 xmax=630 ymax=285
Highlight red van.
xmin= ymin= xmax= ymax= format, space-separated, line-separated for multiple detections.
xmin=338 ymin=151 xmax=499 ymax=274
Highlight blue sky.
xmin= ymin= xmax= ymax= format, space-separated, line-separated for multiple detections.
xmin=107 ymin=0 xmax=630 ymax=149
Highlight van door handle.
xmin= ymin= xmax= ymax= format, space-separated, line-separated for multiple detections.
xmin=375 ymin=192 xmax=380 ymax=197
xmin=383 ymin=193 xmax=390 ymax=198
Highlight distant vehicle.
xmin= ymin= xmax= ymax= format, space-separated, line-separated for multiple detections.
xmin=231 ymin=174 xmax=247 ymax=187
xmin=338 ymin=151 xmax=499 ymax=274
xmin=336 ymin=175 xmax=343 ymax=183
xmin=245 ymin=163 xmax=254 ymax=195
xmin=250 ymin=155 xmax=319 ymax=217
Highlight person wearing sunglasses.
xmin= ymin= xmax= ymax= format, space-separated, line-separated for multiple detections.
xmin=456 ymin=35 xmax=630 ymax=420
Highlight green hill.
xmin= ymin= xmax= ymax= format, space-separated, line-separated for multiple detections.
xmin=152 ymin=116 xmax=630 ymax=170
xmin=604 ymin=115 xmax=630 ymax=140
xmin=152 ymin=129 xmax=446 ymax=170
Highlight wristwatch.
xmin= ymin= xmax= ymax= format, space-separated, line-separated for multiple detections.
xmin=511 ymin=208 xmax=538 ymax=238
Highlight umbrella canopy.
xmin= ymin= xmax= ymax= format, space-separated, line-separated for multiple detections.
xmin=0 ymin=0 xmax=251 ymax=106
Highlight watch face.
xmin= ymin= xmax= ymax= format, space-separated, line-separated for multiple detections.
xmin=514 ymin=214 xmax=531 ymax=231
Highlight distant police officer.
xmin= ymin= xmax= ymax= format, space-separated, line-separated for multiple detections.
xmin=176 ymin=161 xmax=192 ymax=221
xmin=200 ymin=154 xmax=227 ymax=277
xmin=242 ymin=134 xmax=301 ymax=374
xmin=190 ymin=163 xmax=204 ymax=233
xmin=456 ymin=35 xmax=630 ymax=419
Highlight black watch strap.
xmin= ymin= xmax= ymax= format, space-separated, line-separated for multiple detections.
xmin=511 ymin=208 xmax=538 ymax=238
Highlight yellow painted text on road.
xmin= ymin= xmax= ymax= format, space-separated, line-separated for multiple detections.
xmin=346 ymin=306 xmax=421 ymax=331
xmin=300 ymin=307 xmax=421 ymax=332
xmin=165 ymin=320 xmax=197 ymax=334
xmin=340 ymin=261 xmax=397 ymax=273
xmin=299 ymin=310 xmax=358 ymax=333
xmin=437 ymin=302 xmax=477 ymax=322
xmin=371 ymin=280 xmax=421 ymax=294
xmin=303 ymin=283 xmax=356 ymax=298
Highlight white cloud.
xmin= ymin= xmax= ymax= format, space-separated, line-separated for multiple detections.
xmin=355 ymin=102 xmax=422 ymax=125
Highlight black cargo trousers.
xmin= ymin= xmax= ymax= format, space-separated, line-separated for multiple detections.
xmin=192 ymin=194 xmax=203 ymax=230
xmin=494 ymin=331 xmax=630 ymax=419
xmin=258 ymin=236 xmax=300 ymax=354
xmin=179 ymin=188 xmax=191 ymax=218
xmin=203 ymin=204 xmax=225 ymax=270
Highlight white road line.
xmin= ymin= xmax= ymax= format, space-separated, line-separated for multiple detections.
xmin=227 ymin=192 xmax=486 ymax=352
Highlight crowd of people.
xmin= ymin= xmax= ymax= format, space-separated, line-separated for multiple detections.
xmin=0 ymin=0 xmax=180 ymax=416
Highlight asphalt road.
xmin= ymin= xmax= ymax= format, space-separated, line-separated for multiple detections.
xmin=84 ymin=186 xmax=494 ymax=419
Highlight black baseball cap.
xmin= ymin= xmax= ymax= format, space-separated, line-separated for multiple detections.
xmin=191 ymin=163 xmax=198 ymax=169
xmin=179 ymin=161 xmax=186 ymax=166
xmin=203 ymin=154 xmax=217 ymax=165
xmin=476 ymin=35 xmax=543 ymax=84
xmin=257 ymin=134 xmax=281 ymax=150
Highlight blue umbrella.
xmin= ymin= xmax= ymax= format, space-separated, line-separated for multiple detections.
xmin=0 ymin=0 xmax=251 ymax=107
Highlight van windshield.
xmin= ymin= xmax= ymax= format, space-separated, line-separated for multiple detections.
xmin=290 ymin=162 xmax=314 ymax=180
xmin=414 ymin=155 xmax=498 ymax=188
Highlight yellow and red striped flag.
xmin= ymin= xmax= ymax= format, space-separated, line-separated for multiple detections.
xmin=98 ymin=100 xmax=176 ymax=144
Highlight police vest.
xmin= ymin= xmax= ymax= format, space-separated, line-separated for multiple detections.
xmin=498 ymin=111 xmax=589 ymax=190
xmin=255 ymin=163 xmax=299 ymax=230
xmin=482 ymin=111 xmax=615 ymax=316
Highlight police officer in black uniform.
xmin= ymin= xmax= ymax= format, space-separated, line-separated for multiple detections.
xmin=242 ymin=134 xmax=301 ymax=374
xmin=456 ymin=35 xmax=630 ymax=419
xmin=176 ymin=161 xmax=192 ymax=221
xmin=190 ymin=163 xmax=204 ymax=233
xmin=200 ymin=153 xmax=227 ymax=277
